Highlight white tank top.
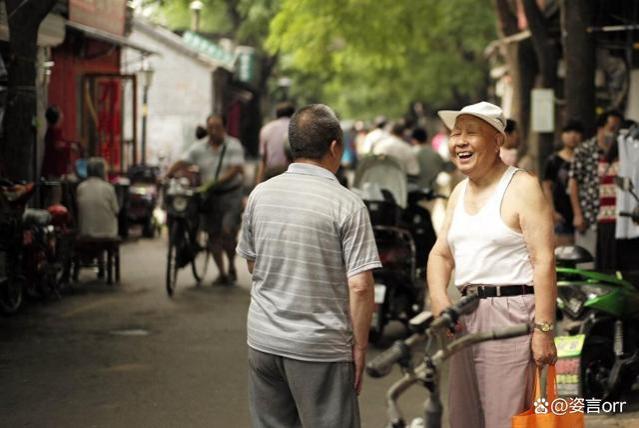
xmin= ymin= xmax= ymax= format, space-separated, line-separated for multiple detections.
xmin=448 ymin=166 xmax=534 ymax=288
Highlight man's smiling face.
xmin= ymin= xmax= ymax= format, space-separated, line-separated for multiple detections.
xmin=448 ymin=115 xmax=502 ymax=176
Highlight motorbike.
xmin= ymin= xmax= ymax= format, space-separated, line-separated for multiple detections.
xmin=0 ymin=178 xmax=72 ymax=313
xmin=163 ymin=177 xmax=210 ymax=296
xmin=353 ymin=155 xmax=442 ymax=344
xmin=0 ymin=180 xmax=32 ymax=313
xmin=367 ymin=294 xmax=531 ymax=428
xmin=554 ymin=176 xmax=639 ymax=400
xmin=126 ymin=164 xmax=161 ymax=238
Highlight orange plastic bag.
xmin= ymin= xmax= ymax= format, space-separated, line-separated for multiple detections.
xmin=512 ymin=365 xmax=584 ymax=428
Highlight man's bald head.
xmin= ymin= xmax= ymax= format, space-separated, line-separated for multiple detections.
xmin=288 ymin=104 xmax=343 ymax=160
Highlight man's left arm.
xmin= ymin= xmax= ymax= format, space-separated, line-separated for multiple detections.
xmin=518 ymin=174 xmax=558 ymax=367
xmin=215 ymin=142 xmax=245 ymax=186
xmin=342 ymin=207 xmax=383 ymax=394
xmin=216 ymin=165 xmax=244 ymax=185
xmin=236 ymin=193 xmax=256 ymax=272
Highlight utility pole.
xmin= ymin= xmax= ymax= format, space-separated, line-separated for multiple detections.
xmin=561 ymin=0 xmax=596 ymax=137
xmin=2 ymin=0 xmax=57 ymax=181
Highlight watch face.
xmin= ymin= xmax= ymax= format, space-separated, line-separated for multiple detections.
xmin=538 ymin=322 xmax=552 ymax=332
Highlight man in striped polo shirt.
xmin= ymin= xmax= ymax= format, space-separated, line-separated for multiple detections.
xmin=237 ymin=104 xmax=381 ymax=427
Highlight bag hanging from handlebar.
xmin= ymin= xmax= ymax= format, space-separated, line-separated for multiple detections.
xmin=511 ymin=365 xmax=584 ymax=428
xmin=199 ymin=142 xmax=228 ymax=213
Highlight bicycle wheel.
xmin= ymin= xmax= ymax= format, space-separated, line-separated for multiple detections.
xmin=191 ymin=230 xmax=210 ymax=284
xmin=0 ymin=277 xmax=23 ymax=315
xmin=166 ymin=223 xmax=181 ymax=297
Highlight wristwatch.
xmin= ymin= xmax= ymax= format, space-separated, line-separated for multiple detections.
xmin=533 ymin=321 xmax=554 ymax=333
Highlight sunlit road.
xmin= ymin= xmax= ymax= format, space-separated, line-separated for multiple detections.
xmin=1 ymin=232 xmax=636 ymax=427
xmin=0 ymin=233 xmax=426 ymax=427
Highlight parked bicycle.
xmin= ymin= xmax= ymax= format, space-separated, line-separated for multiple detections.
xmin=164 ymin=177 xmax=210 ymax=296
xmin=367 ymin=294 xmax=531 ymax=428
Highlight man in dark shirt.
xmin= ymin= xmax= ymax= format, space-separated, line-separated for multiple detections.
xmin=41 ymin=106 xmax=71 ymax=179
xmin=542 ymin=120 xmax=584 ymax=246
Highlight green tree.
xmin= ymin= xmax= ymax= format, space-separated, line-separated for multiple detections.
xmin=267 ymin=0 xmax=497 ymax=118
xmin=147 ymin=0 xmax=279 ymax=97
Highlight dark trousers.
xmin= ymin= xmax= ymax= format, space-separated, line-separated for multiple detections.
xmin=248 ymin=347 xmax=360 ymax=428
xmin=596 ymin=222 xmax=639 ymax=271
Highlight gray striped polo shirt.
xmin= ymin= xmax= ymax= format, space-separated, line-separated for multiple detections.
xmin=237 ymin=163 xmax=381 ymax=362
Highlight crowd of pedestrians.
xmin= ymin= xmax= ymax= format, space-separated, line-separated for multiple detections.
xmin=543 ymin=110 xmax=639 ymax=271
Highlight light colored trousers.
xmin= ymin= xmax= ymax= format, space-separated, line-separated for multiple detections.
xmin=448 ymin=294 xmax=536 ymax=428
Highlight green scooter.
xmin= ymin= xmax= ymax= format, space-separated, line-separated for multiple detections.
xmin=554 ymin=176 xmax=639 ymax=400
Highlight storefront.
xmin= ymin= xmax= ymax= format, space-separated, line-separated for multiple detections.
xmin=0 ymin=4 xmax=66 ymax=172
xmin=48 ymin=0 xmax=155 ymax=174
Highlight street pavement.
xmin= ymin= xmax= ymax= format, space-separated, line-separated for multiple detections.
xmin=1 ymin=232 xmax=637 ymax=427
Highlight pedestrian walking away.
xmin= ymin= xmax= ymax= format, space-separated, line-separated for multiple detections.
xmin=256 ymin=101 xmax=295 ymax=183
xmin=429 ymin=101 xmax=557 ymax=428
xmin=372 ymin=121 xmax=420 ymax=177
xmin=237 ymin=104 xmax=382 ymax=428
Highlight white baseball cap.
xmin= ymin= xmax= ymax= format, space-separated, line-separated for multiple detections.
xmin=438 ymin=101 xmax=507 ymax=136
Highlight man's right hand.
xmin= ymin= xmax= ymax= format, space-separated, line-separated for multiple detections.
xmin=353 ymin=345 xmax=367 ymax=395
xmin=430 ymin=295 xmax=452 ymax=317
xmin=573 ymin=213 xmax=587 ymax=233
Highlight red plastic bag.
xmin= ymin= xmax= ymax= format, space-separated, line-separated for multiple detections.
xmin=512 ymin=365 xmax=584 ymax=428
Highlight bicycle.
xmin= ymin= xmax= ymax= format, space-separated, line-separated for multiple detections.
xmin=164 ymin=177 xmax=210 ymax=296
xmin=367 ymin=294 xmax=532 ymax=428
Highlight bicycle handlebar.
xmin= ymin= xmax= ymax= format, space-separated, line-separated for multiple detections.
xmin=431 ymin=323 xmax=531 ymax=366
xmin=367 ymin=295 xmax=480 ymax=378
xmin=383 ymin=323 xmax=532 ymax=426
xmin=367 ymin=336 xmax=419 ymax=378
xmin=428 ymin=294 xmax=479 ymax=333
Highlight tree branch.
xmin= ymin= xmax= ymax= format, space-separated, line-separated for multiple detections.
xmin=224 ymin=0 xmax=243 ymax=37
xmin=522 ymin=0 xmax=556 ymax=87
xmin=493 ymin=0 xmax=519 ymax=36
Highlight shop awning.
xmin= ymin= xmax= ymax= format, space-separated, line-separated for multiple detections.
xmin=66 ymin=21 xmax=160 ymax=56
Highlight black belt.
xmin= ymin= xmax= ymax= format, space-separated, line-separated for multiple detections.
xmin=461 ymin=284 xmax=534 ymax=299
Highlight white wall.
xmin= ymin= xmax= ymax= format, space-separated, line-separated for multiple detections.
xmin=122 ymin=27 xmax=214 ymax=167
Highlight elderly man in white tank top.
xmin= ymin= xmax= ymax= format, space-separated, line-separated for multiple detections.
xmin=428 ymin=102 xmax=557 ymax=428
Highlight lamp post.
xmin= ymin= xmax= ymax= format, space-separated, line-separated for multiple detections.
xmin=276 ymin=77 xmax=292 ymax=102
xmin=139 ymin=60 xmax=154 ymax=165
xmin=190 ymin=1 xmax=203 ymax=32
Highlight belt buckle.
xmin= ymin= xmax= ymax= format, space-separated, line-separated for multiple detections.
xmin=465 ymin=285 xmax=479 ymax=297
xmin=496 ymin=286 xmax=501 ymax=297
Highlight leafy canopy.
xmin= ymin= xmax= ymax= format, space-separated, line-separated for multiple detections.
xmin=267 ymin=0 xmax=497 ymax=118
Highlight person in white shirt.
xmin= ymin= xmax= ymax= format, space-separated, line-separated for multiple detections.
xmin=76 ymin=157 xmax=119 ymax=238
xmin=359 ymin=115 xmax=388 ymax=156
xmin=429 ymin=101 xmax=557 ymax=428
xmin=372 ymin=121 xmax=420 ymax=177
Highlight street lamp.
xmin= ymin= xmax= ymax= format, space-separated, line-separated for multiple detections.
xmin=276 ymin=76 xmax=292 ymax=101
xmin=190 ymin=1 xmax=204 ymax=32
xmin=139 ymin=60 xmax=154 ymax=165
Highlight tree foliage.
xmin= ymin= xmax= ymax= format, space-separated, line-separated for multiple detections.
xmin=267 ymin=0 xmax=497 ymax=118
xmin=147 ymin=0 xmax=496 ymax=119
